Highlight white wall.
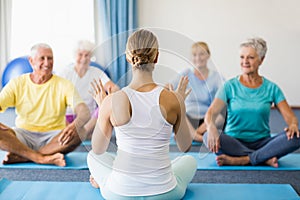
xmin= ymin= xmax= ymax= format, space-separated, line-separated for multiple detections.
xmin=10 ymin=0 xmax=94 ymax=74
xmin=137 ymin=0 xmax=300 ymax=106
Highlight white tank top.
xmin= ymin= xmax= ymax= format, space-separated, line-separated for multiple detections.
xmin=107 ymin=86 xmax=177 ymax=196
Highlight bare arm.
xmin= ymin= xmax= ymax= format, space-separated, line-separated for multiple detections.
xmin=83 ymin=117 xmax=97 ymax=139
xmin=277 ymin=100 xmax=299 ymax=140
xmin=173 ymin=98 xmax=193 ymax=152
xmin=73 ymin=103 xmax=91 ymax=128
xmin=171 ymin=77 xmax=193 ymax=152
xmin=90 ymin=78 xmax=113 ymax=154
xmin=91 ymin=96 xmax=113 ymax=154
xmin=82 ymin=81 xmax=119 ymax=139
xmin=205 ymin=98 xmax=226 ymax=153
xmin=215 ymin=109 xmax=226 ymax=129
xmin=196 ymin=111 xmax=226 ymax=135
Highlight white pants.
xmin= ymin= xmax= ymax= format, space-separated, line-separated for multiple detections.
xmin=87 ymin=151 xmax=197 ymax=200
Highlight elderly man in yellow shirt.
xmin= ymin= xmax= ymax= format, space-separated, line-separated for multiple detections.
xmin=0 ymin=43 xmax=90 ymax=166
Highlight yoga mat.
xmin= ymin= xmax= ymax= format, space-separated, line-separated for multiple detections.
xmin=169 ymin=137 xmax=202 ymax=146
xmin=81 ymin=140 xmax=92 ymax=146
xmin=170 ymin=152 xmax=300 ymax=171
xmin=184 ymin=183 xmax=299 ymax=200
xmin=0 ymin=178 xmax=102 ymax=200
xmin=0 ymin=151 xmax=88 ymax=169
xmin=2 ymin=151 xmax=299 ymax=171
xmin=0 ymin=179 xmax=298 ymax=200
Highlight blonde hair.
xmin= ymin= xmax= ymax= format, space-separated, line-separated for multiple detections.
xmin=126 ymin=29 xmax=159 ymax=71
xmin=192 ymin=42 xmax=210 ymax=56
xmin=240 ymin=37 xmax=267 ymax=59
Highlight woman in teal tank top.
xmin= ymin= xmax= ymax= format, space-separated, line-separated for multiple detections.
xmin=204 ymin=37 xmax=300 ymax=167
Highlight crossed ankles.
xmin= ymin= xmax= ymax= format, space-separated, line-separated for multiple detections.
xmin=216 ymin=154 xmax=278 ymax=168
xmin=2 ymin=152 xmax=66 ymax=167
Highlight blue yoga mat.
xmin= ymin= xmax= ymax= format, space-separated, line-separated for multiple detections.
xmin=0 ymin=178 xmax=298 ymax=200
xmin=184 ymin=183 xmax=299 ymax=200
xmin=169 ymin=137 xmax=202 ymax=146
xmin=0 ymin=151 xmax=88 ymax=169
xmin=171 ymin=152 xmax=300 ymax=171
xmin=81 ymin=140 xmax=92 ymax=146
xmin=1 ymin=151 xmax=300 ymax=170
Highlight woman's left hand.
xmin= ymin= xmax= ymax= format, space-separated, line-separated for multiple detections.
xmin=284 ymin=124 xmax=300 ymax=140
xmin=170 ymin=76 xmax=192 ymax=101
xmin=90 ymin=78 xmax=111 ymax=106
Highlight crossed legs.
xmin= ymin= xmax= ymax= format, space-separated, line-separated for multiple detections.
xmin=0 ymin=123 xmax=83 ymax=166
xmin=87 ymin=151 xmax=197 ymax=200
xmin=203 ymin=131 xmax=300 ymax=167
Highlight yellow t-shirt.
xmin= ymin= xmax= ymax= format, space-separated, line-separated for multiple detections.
xmin=0 ymin=74 xmax=83 ymax=132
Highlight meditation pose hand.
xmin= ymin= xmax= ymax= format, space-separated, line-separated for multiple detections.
xmin=285 ymin=124 xmax=300 ymax=140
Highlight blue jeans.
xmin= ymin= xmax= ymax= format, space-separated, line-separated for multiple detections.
xmin=203 ymin=131 xmax=300 ymax=165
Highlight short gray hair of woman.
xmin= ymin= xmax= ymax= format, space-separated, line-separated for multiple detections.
xmin=240 ymin=37 xmax=267 ymax=60
xmin=74 ymin=40 xmax=95 ymax=57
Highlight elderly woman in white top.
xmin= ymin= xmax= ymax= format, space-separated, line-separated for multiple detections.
xmin=60 ymin=40 xmax=119 ymax=138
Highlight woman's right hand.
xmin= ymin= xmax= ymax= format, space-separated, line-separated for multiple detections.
xmin=90 ymin=78 xmax=112 ymax=106
xmin=207 ymin=124 xmax=220 ymax=153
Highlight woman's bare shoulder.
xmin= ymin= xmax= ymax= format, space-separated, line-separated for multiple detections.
xmin=109 ymin=90 xmax=131 ymax=126
xmin=160 ymin=88 xmax=180 ymax=109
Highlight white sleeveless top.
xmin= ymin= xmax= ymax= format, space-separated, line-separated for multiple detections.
xmin=107 ymin=86 xmax=177 ymax=196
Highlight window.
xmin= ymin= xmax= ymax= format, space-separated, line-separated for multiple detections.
xmin=10 ymin=0 xmax=95 ymax=74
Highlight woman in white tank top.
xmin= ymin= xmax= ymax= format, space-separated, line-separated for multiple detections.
xmin=87 ymin=29 xmax=197 ymax=200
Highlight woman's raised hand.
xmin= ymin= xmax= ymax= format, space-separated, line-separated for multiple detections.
xmin=169 ymin=76 xmax=192 ymax=101
xmin=90 ymin=78 xmax=112 ymax=106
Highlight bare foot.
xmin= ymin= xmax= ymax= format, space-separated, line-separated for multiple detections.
xmin=90 ymin=175 xmax=99 ymax=188
xmin=41 ymin=153 xmax=66 ymax=167
xmin=2 ymin=152 xmax=65 ymax=167
xmin=2 ymin=152 xmax=29 ymax=164
xmin=265 ymin=157 xmax=278 ymax=168
xmin=216 ymin=154 xmax=250 ymax=166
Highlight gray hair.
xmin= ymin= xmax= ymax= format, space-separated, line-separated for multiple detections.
xmin=30 ymin=43 xmax=52 ymax=57
xmin=74 ymin=40 xmax=95 ymax=56
xmin=240 ymin=37 xmax=267 ymax=59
